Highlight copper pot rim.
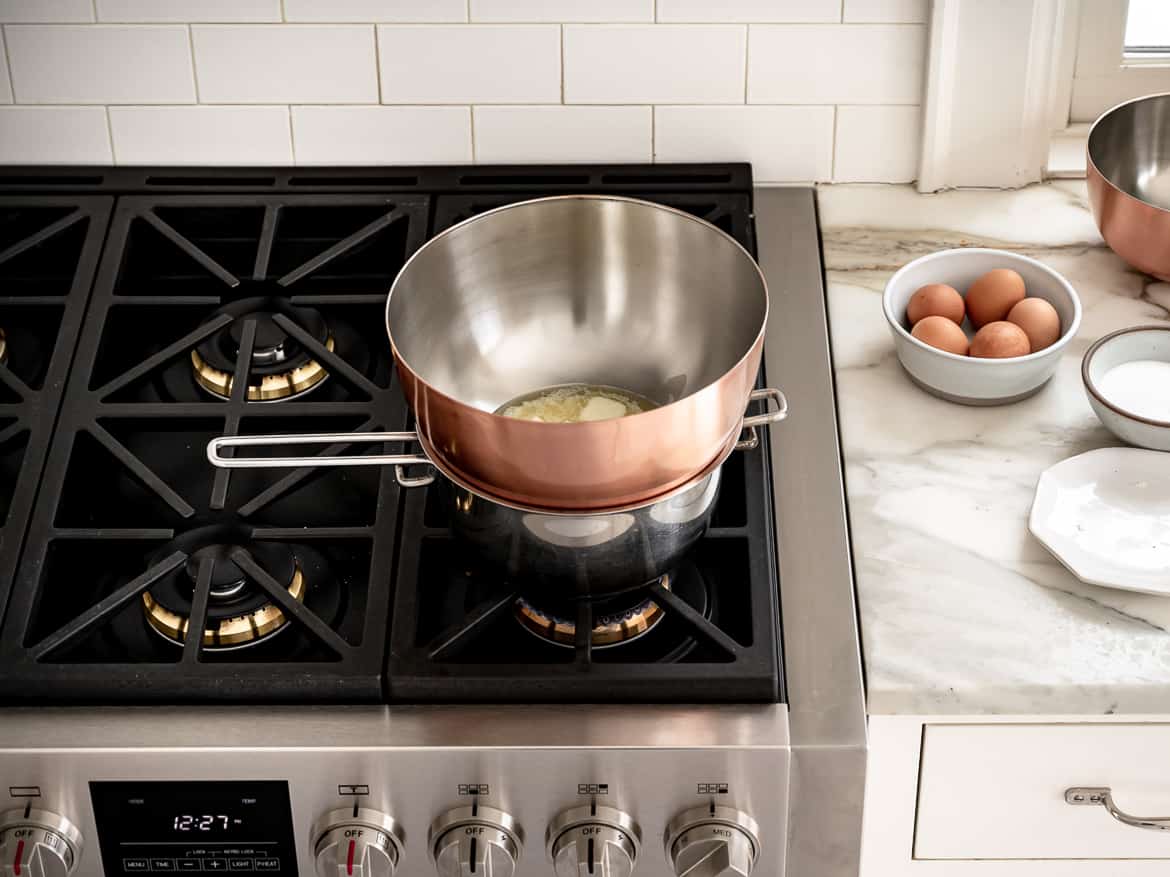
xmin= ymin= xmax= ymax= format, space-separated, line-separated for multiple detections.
xmin=414 ymin=429 xmax=739 ymax=516
xmin=383 ymin=193 xmax=769 ymax=426
xmin=1081 ymin=324 xmax=1170 ymax=429
xmin=1087 ymin=91 xmax=1170 ymax=215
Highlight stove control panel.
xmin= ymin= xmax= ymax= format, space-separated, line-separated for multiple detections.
xmin=664 ymin=807 xmax=759 ymax=877
xmin=547 ymin=804 xmax=640 ymax=877
xmin=310 ymin=809 xmax=403 ymax=877
xmin=428 ymin=805 xmax=521 ymax=877
xmin=0 ymin=808 xmax=83 ymax=877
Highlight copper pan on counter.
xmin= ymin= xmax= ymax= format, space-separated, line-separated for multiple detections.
xmin=206 ymin=195 xmax=787 ymax=510
xmin=1088 ymin=92 xmax=1170 ymax=281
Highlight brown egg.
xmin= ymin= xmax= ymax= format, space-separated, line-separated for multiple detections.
xmin=907 ymin=283 xmax=965 ymax=325
xmin=965 ymin=268 xmax=1026 ymax=328
xmin=911 ymin=315 xmax=970 ymax=356
xmin=970 ymin=321 xmax=1031 ymax=358
xmin=1006 ymin=297 xmax=1061 ymax=351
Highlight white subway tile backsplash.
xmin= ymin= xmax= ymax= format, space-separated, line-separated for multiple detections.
xmin=0 ymin=106 xmax=111 ymax=162
xmin=96 ymin=0 xmax=281 ymax=22
xmin=474 ymin=106 xmax=650 ymax=162
xmin=378 ymin=25 xmax=559 ymax=104
xmin=748 ymin=24 xmax=924 ymax=104
xmin=471 ymin=1 xmax=652 ymax=22
xmin=284 ymin=0 xmax=467 ymax=22
xmin=0 ymin=0 xmax=93 ymax=22
xmin=0 ymin=33 xmax=12 ymax=102
xmin=655 ymin=105 xmax=833 ymax=182
xmin=843 ymin=0 xmax=928 ymax=23
xmin=292 ymin=106 xmax=472 ymax=164
xmin=6 ymin=25 xmax=195 ymax=103
xmin=657 ymin=0 xmax=838 ymax=23
xmin=564 ymin=25 xmax=745 ymax=104
xmin=833 ymin=104 xmax=920 ymax=181
xmin=110 ymin=105 xmax=292 ymax=164
xmin=193 ymin=25 xmax=377 ymax=103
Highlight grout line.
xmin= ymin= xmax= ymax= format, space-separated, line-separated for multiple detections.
xmin=829 ymin=104 xmax=838 ymax=180
xmin=286 ymin=104 xmax=296 ymax=164
xmin=654 ymin=0 xmax=658 ymax=23
xmin=743 ymin=25 xmax=749 ymax=102
xmin=839 ymin=0 xmax=844 ymax=22
xmin=105 ymin=105 xmax=116 ymax=164
xmin=559 ymin=24 xmax=564 ymax=103
xmin=650 ymin=104 xmax=656 ymax=162
xmin=373 ymin=25 xmax=383 ymax=103
xmin=1 ymin=27 xmax=15 ymax=103
xmin=281 ymin=0 xmax=287 ymax=22
xmin=91 ymin=0 xmax=98 ymax=21
xmin=466 ymin=0 xmax=471 ymax=21
xmin=469 ymin=105 xmax=477 ymax=162
xmin=186 ymin=24 xmax=201 ymax=102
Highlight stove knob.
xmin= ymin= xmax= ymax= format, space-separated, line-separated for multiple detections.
xmin=311 ymin=808 xmax=404 ymax=877
xmin=429 ymin=805 xmax=522 ymax=877
xmin=665 ymin=807 xmax=759 ymax=877
xmin=0 ymin=809 xmax=83 ymax=877
xmin=547 ymin=804 xmax=640 ymax=877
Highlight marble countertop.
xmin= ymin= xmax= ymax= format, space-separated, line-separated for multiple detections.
xmin=818 ymin=180 xmax=1170 ymax=716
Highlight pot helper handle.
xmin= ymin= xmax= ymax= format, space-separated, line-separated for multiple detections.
xmin=735 ymin=388 xmax=789 ymax=451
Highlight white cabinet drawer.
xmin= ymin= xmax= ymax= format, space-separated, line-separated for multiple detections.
xmin=916 ymin=724 xmax=1170 ymax=860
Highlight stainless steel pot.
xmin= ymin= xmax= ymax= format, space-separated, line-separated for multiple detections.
xmin=207 ymin=426 xmax=753 ymax=597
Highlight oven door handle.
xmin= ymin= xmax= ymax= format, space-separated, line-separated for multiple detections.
xmin=1065 ymin=787 xmax=1170 ymax=831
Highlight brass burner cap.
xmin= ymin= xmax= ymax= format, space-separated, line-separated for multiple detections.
xmin=191 ymin=336 xmax=334 ymax=401
xmin=515 ymin=576 xmax=670 ymax=648
xmin=143 ymin=565 xmax=305 ymax=649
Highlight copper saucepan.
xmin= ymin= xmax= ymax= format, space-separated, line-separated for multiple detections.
xmin=1087 ymin=92 xmax=1170 ymax=281
xmin=207 ymin=195 xmax=787 ymax=510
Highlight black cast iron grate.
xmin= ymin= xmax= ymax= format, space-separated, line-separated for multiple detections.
xmin=0 ymin=196 xmax=111 ymax=624
xmin=0 ymin=192 xmax=427 ymax=701
xmin=0 ymin=163 xmax=783 ymax=705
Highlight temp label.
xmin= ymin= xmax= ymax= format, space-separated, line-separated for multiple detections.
xmin=577 ymin=784 xmax=609 ymax=795
xmin=697 ymin=783 xmax=730 ymax=795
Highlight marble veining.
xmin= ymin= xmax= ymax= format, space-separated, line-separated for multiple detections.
xmin=818 ymin=180 xmax=1170 ymax=716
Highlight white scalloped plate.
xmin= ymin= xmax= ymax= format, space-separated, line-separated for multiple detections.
xmin=1030 ymin=448 xmax=1170 ymax=595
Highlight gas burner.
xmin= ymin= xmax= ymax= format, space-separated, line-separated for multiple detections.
xmin=190 ymin=298 xmax=334 ymax=402
xmin=514 ymin=577 xmax=673 ymax=648
xmin=142 ymin=538 xmax=304 ymax=651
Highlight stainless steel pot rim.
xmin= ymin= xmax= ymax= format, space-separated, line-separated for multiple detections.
xmin=404 ymin=427 xmax=739 ymax=516
xmin=1087 ymin=91 xmax=1170 ymax=212
xmin=383 ymin=193 xmax=770 ymax=421
xmin=1081 ymin=324 xmax=1170 ymax=428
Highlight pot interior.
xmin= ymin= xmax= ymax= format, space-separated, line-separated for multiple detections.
xmin=387 ymin=196 xmax=767 ymax=412
xmin=1089 ymin=93 xmax=1170 ymax=210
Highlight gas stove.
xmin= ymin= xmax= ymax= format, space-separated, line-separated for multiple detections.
xmin=0 ymin=166 xmax=864 ymax=877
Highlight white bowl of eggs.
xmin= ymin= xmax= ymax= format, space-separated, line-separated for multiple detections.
xmin=882 ymin=248 xmax=1082 ymax=405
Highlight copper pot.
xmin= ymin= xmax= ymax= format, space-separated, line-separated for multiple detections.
xmin=1087 ymin=93 xmax=1170 ymax=281
xmin=207 ymin=195 xmax=787 ymax=510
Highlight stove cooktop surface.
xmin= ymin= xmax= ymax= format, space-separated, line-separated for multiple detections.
xmin=0 ymin=164 xmax=784 ymax=704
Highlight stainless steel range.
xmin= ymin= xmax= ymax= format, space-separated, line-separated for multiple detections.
xmin=0 ymin=166 xmax=865 ymax=877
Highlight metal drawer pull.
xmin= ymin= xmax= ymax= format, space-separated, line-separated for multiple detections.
xmin=1065 ymin=787 xmax=1170 ymax=831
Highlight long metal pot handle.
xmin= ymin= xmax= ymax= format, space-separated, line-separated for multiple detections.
xmin=735 ymin=387 xmax=788 ymax=451
xmin=207 ymin=431 xmax=431 ymax=468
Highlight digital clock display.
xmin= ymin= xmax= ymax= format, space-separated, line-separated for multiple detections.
xmin=90 ymin=781 xmax=297 ymax=876
xmin=172 ymin=814 xmax=238 ymax=832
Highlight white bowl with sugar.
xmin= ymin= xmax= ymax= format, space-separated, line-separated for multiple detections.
xmin=1082 ymin=325 xmax=1170 ymax=451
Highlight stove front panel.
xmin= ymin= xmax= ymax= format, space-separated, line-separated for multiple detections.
xmin=0 ymin=706 xmax=790 ymax=877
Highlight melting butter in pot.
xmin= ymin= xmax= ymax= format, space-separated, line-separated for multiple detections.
xmin=496 ymin=383 xmax=658 ymax=423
